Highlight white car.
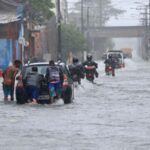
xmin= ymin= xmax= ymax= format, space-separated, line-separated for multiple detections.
xmin=15 ymin=62 xmax=74 ymax=104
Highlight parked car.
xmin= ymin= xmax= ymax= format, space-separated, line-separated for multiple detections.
xmin=15 ymin=62 xmax=74 ymax=104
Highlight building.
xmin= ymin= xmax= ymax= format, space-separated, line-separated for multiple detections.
xmin=0 ymin=0 xmax=24 ymax=69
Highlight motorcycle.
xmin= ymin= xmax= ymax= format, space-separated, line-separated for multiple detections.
xmin=84 ymin=65 xmax=96 ymax=82
xmin=105 ymin=64 xmax=114 ymax=76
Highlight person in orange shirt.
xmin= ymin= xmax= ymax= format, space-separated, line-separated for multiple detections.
xmin=2 ymin=60 xmax=21 ymax=101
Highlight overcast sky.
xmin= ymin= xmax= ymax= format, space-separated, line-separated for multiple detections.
xmin=67 ymin=0 xmax=149 ymax=26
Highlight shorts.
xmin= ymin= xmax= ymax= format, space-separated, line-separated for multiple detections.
xmin=3 ymin=84 xmax=12 ymax=97
xmin=48 ymin=82 xmax=62 ymax=97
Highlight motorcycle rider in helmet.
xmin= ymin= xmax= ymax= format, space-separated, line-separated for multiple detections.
xmin=69 ymin=57 xmax=84 ymax=84
xmin=104 ymin=55 xmax=116 ymax=76
xmin=82 ymin=54 xmax=99 ymax=80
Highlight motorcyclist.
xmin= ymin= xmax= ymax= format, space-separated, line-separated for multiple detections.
xmin=104 ymin=55 xmax=116 ymax=76
xmin=45 ymin=60 xmax=64 ymax=102
xmin=82 ymin=54 xmax=98 ymax=80
xmin=69 ymin=57 xmax=84 ymax=84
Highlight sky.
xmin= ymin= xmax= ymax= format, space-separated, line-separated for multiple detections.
xmin=67 ymin=0 xmax=149 ymax=26
xmin=67 ymin=0 xmax=149 ymax=53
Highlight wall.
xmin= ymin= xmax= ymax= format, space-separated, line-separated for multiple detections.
xmin=29 ymin=16 xmax=58 ymax=61
xmin=0 ymin=39 xmax=12 ymax=69
xmin=0 ymin=39 xmax=21 ymax=70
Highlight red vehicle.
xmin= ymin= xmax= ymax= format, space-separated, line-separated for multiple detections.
xmin=105 ymin=64 xmax=114 ymax=76
xmin=84 ymin=65 xmax=96 ymax=82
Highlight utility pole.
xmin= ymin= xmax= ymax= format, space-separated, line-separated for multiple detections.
xmin=144 ymin=6 xmax=149 ymax=60
xmin=99 ymin=0 xmax=102 ymax=26
xmin=81 ymin=0 xmax=84 ymax=33
xmin=87 ymin=7 xmax=90 ymax=30
xmin=149 ymin=0 xmax=150 ymax=26
xmin=86 ymin=7 xmax=90 ymax=46
xmin=56 ymin=0 xmax=62 ymax=58
xmin=148 ymin=0 xmax=150 ymax=59
xmin=145 ymin=6 xmax=148 ymax=27
xmin=64 ymin=0 xmax=68 ymax=24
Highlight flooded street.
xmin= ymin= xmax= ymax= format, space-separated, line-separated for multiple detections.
xmin=0 ymin=58 xmax=150 ymax=150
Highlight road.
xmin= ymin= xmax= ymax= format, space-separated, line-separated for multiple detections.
xmin=0 ymin=58 xmax=150 ymax=150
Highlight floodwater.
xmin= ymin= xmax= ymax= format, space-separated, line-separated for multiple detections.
xmin=0 ymin=58 xmax=150 ymax=150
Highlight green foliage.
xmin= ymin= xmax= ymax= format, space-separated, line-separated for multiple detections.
xmin=61 ymin=24 xmax=87 ymax=59
xmin=72 ymin=0 xmax=125 ymax=26
xmin=97 ymin=0 xmax=125 ymax=25
xmin=20 ymin=0 xmax=54 ymax=24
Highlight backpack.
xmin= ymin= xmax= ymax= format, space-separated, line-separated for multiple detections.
xmin=48 ymin=66 xmax=60 ymax=82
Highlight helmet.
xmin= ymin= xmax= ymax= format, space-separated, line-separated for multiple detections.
xmin=108 ymin=55 xmax=112 ymax=59
xmin=87 ymin=53 xmax=92 ymax=61
xmin=73 ymin=57 xmax=79 ymax=63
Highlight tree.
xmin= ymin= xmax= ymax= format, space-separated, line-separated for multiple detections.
xmin=68 ymin=0 xmax=125 ymax=59
xmin=83 ymin=0 xmax=125 ymax=26
xmin=18 ymin=0 xmax=54 ymax=24
xmin=70 ymin=0 xmax=125 ymax=27
xmin=61 ymin=24 xmax=87 ymax=60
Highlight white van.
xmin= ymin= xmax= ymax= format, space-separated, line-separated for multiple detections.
xmin=105 ymin=50 xmax=125 ymax=68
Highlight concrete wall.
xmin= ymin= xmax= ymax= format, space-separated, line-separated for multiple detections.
xmin=29 ymin=16 xmax=58 ymax=62
xmin=89 ymin=26 xmax=146 ymax=38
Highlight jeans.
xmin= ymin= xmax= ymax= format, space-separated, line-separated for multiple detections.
xmin=26 ymin=85 xmax=39 ymax=101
